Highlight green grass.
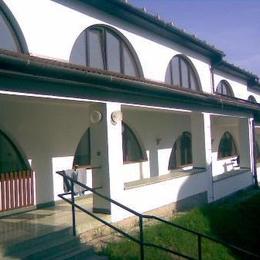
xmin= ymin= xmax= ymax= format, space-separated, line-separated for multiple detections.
xmin=101 ymin=187 xmax=260 ymax=259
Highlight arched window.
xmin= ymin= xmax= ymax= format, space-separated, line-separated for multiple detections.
xmin=165 ymin=55 xmax=201 ymax=91
xmin=0 ymin=130 xmax=30 ymax=173
xmin=73 ymin=123 xmax=147 ymax=166
xmin=216 ymin=80 xmax=234 ymax=97
xmin=70 ymin=25 xmax=143 ymax=77
xmin=168 ymin=132 xmax=192 ymax=170
xmin=73 ymin=128 xmax=91 ymax=167
xmin=248 ymin=95 xmax=257 ymax=103
xmin=0 ymin=2 xmax=27 ymax=52
xmin=122 ymin=122 xmax=147 ymax=163
xmin=218 ymin=131 xmax=238 ymax=159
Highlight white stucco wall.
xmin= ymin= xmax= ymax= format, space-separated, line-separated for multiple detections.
xmin=3 ymin=0 xmax=260 ymax=101
xmin=213 ymin=70 xmax=248 ymax=99
xmin=211 ymin=116 xmax=240 ymax=176
xmin=0 ymin=94 xmax=92 ymax=204
xmin=213 ymin=172 xmax=253 ymax=200
xmin=4 ymin=0 xmax=212 ymax=92
xmin=247 ymin=88 xmax=260 ymax=103
xmin=113 ymin=171 xmax=208 ymax=221
xmin=0 ymin=0 xmax=258 ymax=219
xmin=123 ymin=107 xmax=191 ymax=181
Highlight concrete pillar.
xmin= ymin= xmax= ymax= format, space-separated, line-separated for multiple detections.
xmin=238 ymin=118 xmax=252 ymax=169
xmin=191 ymin=113 xmax=212 ymax=168
xmin=191 ymin=112 xmax=213 ymax=201
xmin=32 ymin=155 xmax=54 ymax=206
xmin=90 ymin=102 xmax=124 ymax=214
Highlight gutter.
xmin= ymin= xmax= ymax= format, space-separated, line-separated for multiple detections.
xmin=0 ymin=50 xmax=259 ymax=117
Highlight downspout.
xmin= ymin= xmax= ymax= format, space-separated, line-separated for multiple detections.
xmin=210 ymin=65 xmax=215 ymax=94
xmin=210 ymin=64 xmax=215 ymax=201
xmin=252 ymin=118 xmax=258 ymax=186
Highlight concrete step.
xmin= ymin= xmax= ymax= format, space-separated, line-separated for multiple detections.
xmin=53 ymin=245 xmax=108 ymax=260
xmin=5 ymin=227 xmax=72 ymax=256
xmin=2 ymin=226 xmax=106 ymax=260
xmin=39 ymin=243 xmax=93 ymax=260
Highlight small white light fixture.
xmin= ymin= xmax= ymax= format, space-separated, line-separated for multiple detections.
xmin=90 ymin=110 xmax=102 ymax=124
xmin=111 ymin=111 xmax=123 ymax=125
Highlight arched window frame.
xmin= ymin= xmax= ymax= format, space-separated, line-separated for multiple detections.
xmin=216 ymin=80 xmax=234 ymax=97
xmin=0 ymin=1 xmax=28 ymax=53
xmin=217 ymin=131 xmax=238 ymax=160
xmin=248 ymin=95 xmax=257 ymax=103
xmin=165 ymin=54 xmax=202 ymax=91
xmin=73 ymin=123 xmax=147 ymax=167
xmin=73 ymin=128 xmax=91 ymax=168
xmin=168 ymin=131 xmax=192 ymax=170
xmin=0 ymin=129 xmax=30 ymax=173
xmin=70 ymin=24 xmax=143 ymax=78
xmin=122 ymin=122 xmax=147 ymax=164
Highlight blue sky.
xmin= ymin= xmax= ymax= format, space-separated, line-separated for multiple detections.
xmin=128 ymin=0 xmax=260 ymax=77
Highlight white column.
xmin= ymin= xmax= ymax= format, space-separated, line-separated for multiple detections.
xmin=90 ymin=102 xmax=124 ymax=214
xmin=238 ymin=118 xmax=252 ymax=170
xmin=191 ymin=112 xmax=213 ymax=202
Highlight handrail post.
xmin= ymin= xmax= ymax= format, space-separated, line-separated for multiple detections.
xmin=198 ymin=234 xmax=202 ymax=260
xmin=71 ymin=181 xmax=76 ymax=236
xmin=139 ymin=216 xmax=144 ymax=260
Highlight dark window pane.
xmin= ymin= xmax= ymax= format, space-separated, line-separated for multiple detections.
xmin=216 ymin=84 xmax=221 ymax=94
xmin=180 ymin=59 xmax=189 ymax=88
xmin=216 ymin=81 xmax=233 ymax=97
xmin=0 ymin=11 xmax=19 ymax=51
xmin=0 ymin=131 xmax=29 ymax=173
xmin=70 ymin=26 xmax=142 ymax=77
xmin=168 ymin=132 xmax=192 ymax=170
xmin=165 ymin=63 xmax=172 ymax=85
xmin=122 ymin=123 xmax=146 ymax=163
xmin=180 ymin=132 xmax=192 ymax=165
xmin=190 ymin=70 xmax=198 ymax=90
xmin=123 ymin=45 xmax=138 ymax=77
xmin=166 ymin=56 xmax=200 ymax=91
xmin=248 ymin=95 xmax=257 ymax=103
xmin=171 ymin=58 xmax=181 ymax=86
xmin=218 ymin=131 xmax=238 ymax=159
xmin=88 ymin=29 xmax=104 ymax=70
xmin=106 ymin=32 xmax=121 ymax=73
xmin=222 ymin=83 xmax=227 ymax=95
xmin=70 ymin=31 xmax=86 ymax=66
xmin=73 ymin=128 xmax=91 ymax=167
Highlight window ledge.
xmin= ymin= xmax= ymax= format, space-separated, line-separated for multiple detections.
xmin=124 ymin=167 xmax=206 ymax=190
xmin=123 ymin=159 xmax=148 ymax=165
xmin=213 ymin=167 xmax=251 ymax=183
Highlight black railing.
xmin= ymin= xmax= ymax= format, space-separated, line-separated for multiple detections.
xmin=57 ymin=171 xmax=260 ymax=260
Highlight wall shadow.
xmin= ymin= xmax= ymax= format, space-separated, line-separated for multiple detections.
xmin=174 ymin=173 xmax=260 ymax=259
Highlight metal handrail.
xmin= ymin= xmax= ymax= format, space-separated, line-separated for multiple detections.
xmin=57 ymin=170 xmax=260 ymax=260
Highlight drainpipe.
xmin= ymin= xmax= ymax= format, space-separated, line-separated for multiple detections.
xmin=252 ymin=118 xmax=258 ymax=186
xmin=210 ymin=65 xmax=215 ymax=94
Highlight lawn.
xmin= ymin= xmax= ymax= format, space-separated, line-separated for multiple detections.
xmin=101 ymin=187 xmax=260 ymax=259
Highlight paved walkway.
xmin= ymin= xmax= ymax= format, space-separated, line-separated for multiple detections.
xmin=0 ymin=195 xmax=110 ymax=247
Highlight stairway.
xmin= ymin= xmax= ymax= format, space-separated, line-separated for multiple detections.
xmin=1 ymin=227 xmax=108 ymax=260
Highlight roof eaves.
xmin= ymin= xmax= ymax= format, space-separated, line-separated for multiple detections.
xmin=0 ymin=49 xmax=259 ymax=116
xmin=214 ymin=60 xmax=259 ymax=83
xmin=81 ymin=0 xmax=224 ymax=60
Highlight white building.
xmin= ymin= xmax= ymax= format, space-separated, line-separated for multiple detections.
xmin=0 ymin=0 xmax=260 ymax=221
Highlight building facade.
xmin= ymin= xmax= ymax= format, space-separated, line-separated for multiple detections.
xmin=0 ymin=0 xmax=260 ymax=221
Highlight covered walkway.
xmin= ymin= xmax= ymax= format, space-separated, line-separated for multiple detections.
xmin=0 ymin=195 xmax=110 ymax=249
